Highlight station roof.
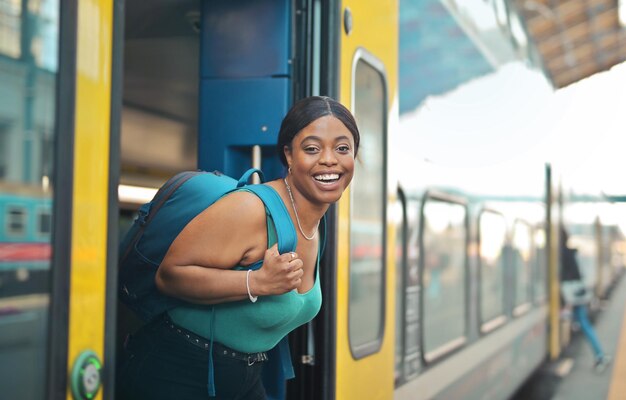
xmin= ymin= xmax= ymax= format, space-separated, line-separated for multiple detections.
xmin=514 ymin=0 xmax=626 ymax=88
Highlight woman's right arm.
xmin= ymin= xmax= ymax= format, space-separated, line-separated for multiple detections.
xmin=156 ymin=245 xmax=303 ymax=304
xmin=155 ymin=191 xmax=304 ymax=304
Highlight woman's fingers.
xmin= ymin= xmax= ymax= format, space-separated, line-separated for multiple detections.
xmin=286 ymin=263 xmax=304 ymax=279
xmin=260 ymin=247 xmax=307 ymax=293
xmin=277 ymin=251 xmax=298 ymax=263
xmin=286 ymin=258 xmax=303 ymax=273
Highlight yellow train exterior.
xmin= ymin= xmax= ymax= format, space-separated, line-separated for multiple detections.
xmin=0 ymin=0 xmax=120 ymax=399
xmin=1 ymin=1 xmax=625 ymax=400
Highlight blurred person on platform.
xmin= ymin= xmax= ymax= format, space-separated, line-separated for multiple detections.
xmin=560 ymin=226 xmax=611 ymax=372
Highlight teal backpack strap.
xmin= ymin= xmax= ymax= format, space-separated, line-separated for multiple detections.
xmin=237 ymin=168 xmax=264 ymax=187
xmin=278 ymin=337 xmax=295 ymax=378
xmin=208 ymin=182 xmax=296 ymax=398
xmin=243 ymin=185 xmax=297 ymax=254
xmin=244 ymin=184 xmax=299 ymax=394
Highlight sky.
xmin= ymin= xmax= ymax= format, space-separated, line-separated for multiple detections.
xmin=395 ymin=59 xmax=626 ymax=232
xmin=547 ymin=61 xmax=626 ymax=196
xmin=397 ymin=60 xmax=626 ymax=196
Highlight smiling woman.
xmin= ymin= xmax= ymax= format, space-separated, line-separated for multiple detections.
xmin=117 ymin=96 xmax=361 ymax=400
xmin=283 ymin=115 xmax=356 ymax=211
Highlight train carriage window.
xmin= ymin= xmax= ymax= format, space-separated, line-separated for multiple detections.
xmin=6 ymin=206 xmax=27 ymax=237
xmin=479 ymin=210 xmax=507 ymax=331
xmin=348 ymin=51 xmax=387 ymax=358
xmin=0 ymin=126 xmax=8 ymax=177
xmin=511 ymin=220 xmax=532 ymax=315
xmin=0 ymin=0 xmax=21 ymax=58
xmin=421 ymin=196 xmax=467 ymax=361
xmin=0 ymin=1 xmax=58 ymax=397
xmin=533 ymin=227 xmax=547 ymax=302
xmin=37 ymin=208 xmax=52 ymax=236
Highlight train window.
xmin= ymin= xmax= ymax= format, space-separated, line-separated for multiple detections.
xmin=533 ymin=227 xmax=547 ymax=302
xmin=511 ymin=220 xmax=532 ymax=315
xmin=479 ymin=210 xmax=507 ymax=332
xmin=6 ymin=206 xmax=27 ymax=237
xmin=0 ymin=1 xmax=58 ymax=397
xmin=37 ymin=209 xmax=52 ymax=236
xmin=0 ymin=0 xmax=21 ymax=58
xmin=0 ymin=127 xmax=7 ymax=177
xmin=421 ymin=196 xmax=467 ymax=362
xmin=348 ymin=51 xmax=387 ymax=358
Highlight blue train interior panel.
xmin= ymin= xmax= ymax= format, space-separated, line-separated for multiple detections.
xmin=199 ymin=77 xmax=289 ymax=180
xmin=199 ymin=0 xmax=292 ymax=180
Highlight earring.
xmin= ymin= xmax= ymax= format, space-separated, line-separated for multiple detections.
xmin=288 ymin=166 xmax=292 ymax=174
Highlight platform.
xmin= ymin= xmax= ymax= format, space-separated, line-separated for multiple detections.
xmin=513 ymin=272 xmax=626 ymax=400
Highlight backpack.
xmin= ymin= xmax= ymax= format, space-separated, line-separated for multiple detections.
xmin=118 ymin=168 xmax=298 ymax=321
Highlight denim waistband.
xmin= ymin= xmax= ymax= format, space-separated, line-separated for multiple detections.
xmin=160 ymin=314 xmax=268 ymax=365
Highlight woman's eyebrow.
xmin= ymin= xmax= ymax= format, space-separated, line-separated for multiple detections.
xmin=301 ymin=135 xmax=352 ymax=143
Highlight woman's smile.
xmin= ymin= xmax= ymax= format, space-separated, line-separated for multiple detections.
xmin=312 ymin=172 xmax=342 ymax=189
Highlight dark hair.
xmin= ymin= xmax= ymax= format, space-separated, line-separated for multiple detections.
xmin=276 ymin=96 xmax=360 ymax=166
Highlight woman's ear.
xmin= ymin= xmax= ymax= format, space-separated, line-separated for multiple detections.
xmin=283 ymin=145 xmax=293 ymax=166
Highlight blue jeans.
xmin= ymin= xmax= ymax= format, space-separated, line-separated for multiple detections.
xmin=116 ymin=318 xmax=267 ymax=400
xmin=573 ymin=305 xmax=604 ymax=360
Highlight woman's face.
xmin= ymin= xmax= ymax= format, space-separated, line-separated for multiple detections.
xmin=284 ymin=115 xmax=356 ymax=206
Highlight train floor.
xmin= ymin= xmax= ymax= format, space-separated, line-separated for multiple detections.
xmin=513 ymin=273 xmax=626 ymax=400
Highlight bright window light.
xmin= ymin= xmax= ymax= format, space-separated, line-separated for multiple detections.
xmin=118 ymin=184 xmax=157 ymax=205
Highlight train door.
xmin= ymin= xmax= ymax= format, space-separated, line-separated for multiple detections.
xmin=335 ymin=1 xmax=398 ymax=399
xmin=0 ymin=1 xmax=121 ymax=399
xmin=119 ymin=1 xmax=321 ymax=399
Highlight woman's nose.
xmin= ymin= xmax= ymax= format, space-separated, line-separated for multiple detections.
xmin=319 ymin=148 xmax=338 ymax=165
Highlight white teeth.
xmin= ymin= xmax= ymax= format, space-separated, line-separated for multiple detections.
xmin=314 ymin=173 xmax=339 ymax=182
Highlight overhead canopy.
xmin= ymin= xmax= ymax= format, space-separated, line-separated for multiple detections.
xmin=514 ymin=0 xmax=626 ymax=88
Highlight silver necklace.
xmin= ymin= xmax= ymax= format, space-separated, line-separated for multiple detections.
xmin=283 ymin=178 xmax=319 ymax=241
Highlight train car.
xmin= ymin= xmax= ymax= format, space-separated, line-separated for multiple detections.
xmin=391 ymin=160 xmax=549 ymax=399
xmin=0 ymin=185 xmax=52 ymax=298
xmin=391 ymin=0 xmax=552 ymax=397
xmin=0 ymin=1 xmax=623 ymax=399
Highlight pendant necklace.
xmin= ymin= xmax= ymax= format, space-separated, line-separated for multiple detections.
xmin=283 ymin=178 xmax=318 ymax=241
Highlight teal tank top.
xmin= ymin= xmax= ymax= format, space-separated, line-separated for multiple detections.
xmin=168 ymin=213 xmax=322 ymax=353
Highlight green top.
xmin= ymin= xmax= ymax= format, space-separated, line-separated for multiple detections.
xmin=168 ymin=213 xmax=322 ymax=353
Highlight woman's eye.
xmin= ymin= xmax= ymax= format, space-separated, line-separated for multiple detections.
xmin=337 ymin=145 xmax=351 ymax=152
xmin=304 ymin=146 xmax=319 ymax=153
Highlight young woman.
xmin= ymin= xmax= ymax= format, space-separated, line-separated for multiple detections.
xmin=116 ymin=96 xmax=360 ymax=399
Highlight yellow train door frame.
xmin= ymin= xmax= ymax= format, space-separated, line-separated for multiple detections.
xmin=47 ymin=2 xmax=79 ymax=398
xmin=335 ymin=1 xmax=398 ymax=399
xmin=47 ymin=1 xmax=121 ymax=399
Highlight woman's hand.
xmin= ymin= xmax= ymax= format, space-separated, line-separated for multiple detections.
xmin=250 ymin=244 xmax=304 ymax=296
